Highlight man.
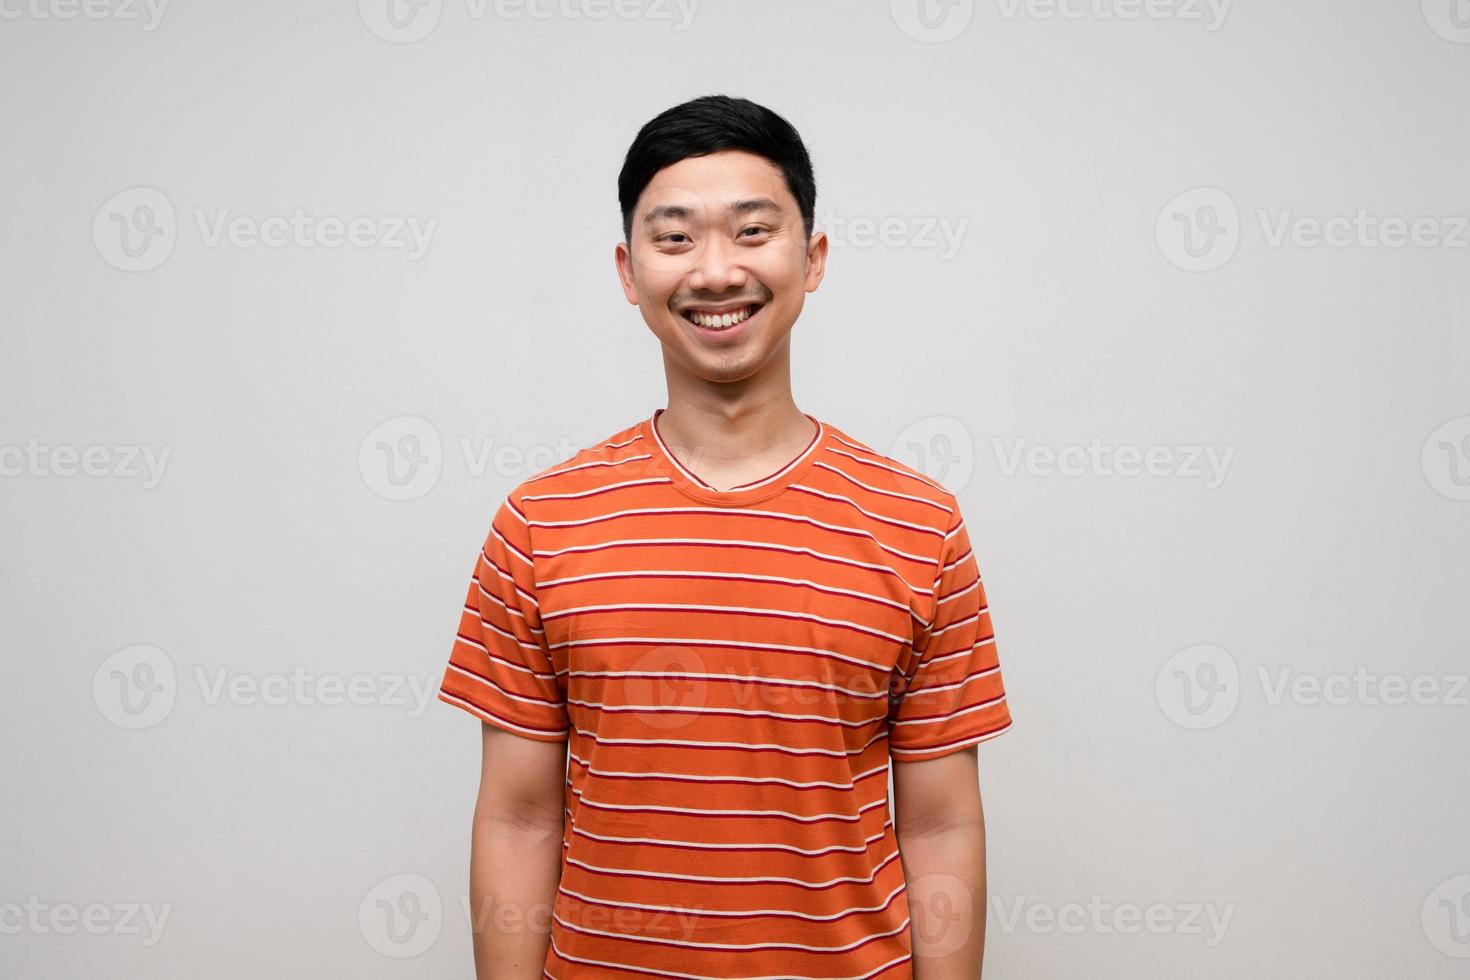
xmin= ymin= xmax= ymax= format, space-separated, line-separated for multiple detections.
xmin=439 ymin=94 xmax=1012 ymax=979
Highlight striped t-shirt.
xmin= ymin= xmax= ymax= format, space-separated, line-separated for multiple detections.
xmin=439 ymin=409 xmax=1012 ymax=979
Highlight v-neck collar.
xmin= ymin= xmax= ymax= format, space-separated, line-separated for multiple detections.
xmin=644 ymin=408 xmax=830 ymax=507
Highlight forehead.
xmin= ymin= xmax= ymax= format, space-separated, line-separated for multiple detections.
xmin=637 ymin=149 xmax=794 ymax=220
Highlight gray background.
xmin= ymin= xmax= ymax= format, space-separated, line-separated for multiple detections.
xmin=3 ymin=0 xmax=1468 ymax=976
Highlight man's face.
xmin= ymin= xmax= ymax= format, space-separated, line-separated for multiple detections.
xmin=615 ymin=149 xmax=827 ymax=384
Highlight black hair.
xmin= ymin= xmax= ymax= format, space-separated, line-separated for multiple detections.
xmin=617 ymin=94 xmax=816 ymax=244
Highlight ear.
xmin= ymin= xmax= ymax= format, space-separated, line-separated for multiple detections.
xmin=614 ymin=240 xmax=640 ymax=305
xmin=803 ymin=230 xmax=829 ymax=294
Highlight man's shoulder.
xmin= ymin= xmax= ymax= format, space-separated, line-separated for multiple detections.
xmin=502 ymin=415 xmax=651 ymax=510
xmin=818 ymin=418 xmax=961 ymax=524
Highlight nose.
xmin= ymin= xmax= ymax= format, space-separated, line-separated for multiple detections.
xmin=685 ymin=228 xmax=749 ymax=295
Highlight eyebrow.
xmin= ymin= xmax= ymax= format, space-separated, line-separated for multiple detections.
xmin=642 ymin=198 xmax=785 ymax=226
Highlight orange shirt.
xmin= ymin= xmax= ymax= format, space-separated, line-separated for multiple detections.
xmin=439 ymin=409 xmax=1012 ymax=979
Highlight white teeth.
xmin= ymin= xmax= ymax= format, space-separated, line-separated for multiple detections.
xmin=686 ymin=305 xmax=756 ymax=329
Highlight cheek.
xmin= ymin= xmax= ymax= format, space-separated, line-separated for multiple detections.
xmin=760 ymin=248 xmax=809 ymax=290
xmin=762 ymin=273 xmax=806 ymax=310
xmin=636 ymin=276 xmax=678 ymax=311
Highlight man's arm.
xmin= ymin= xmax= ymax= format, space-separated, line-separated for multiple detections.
xmin=893 ymin=746 xmax=989 ymax=980
xmin=468 ymin=723 xmax=568 ymax=979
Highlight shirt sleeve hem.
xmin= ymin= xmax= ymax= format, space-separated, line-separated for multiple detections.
xmin=437 ymin=689 xmax=571 ymax=743
xmin=889 ymin=717 xmax=1013 ymax=763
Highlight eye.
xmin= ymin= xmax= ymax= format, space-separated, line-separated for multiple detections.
xmin=656 ymin=232 xmax=692 ymax=246
xmin=738 ymin=225 xmax=770 ymax=239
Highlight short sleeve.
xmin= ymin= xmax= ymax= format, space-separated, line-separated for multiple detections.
xmin=888 ymin=508 xmax=1012 ymax=762
xmin=437 ymin=494 xmax=570 ymax=743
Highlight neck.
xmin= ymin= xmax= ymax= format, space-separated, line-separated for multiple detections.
xmin=656 ymin=398 xmax=812 ymax=460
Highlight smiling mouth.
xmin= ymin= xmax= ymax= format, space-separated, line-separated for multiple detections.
xmin=681 ymin=303 xmax=762 ymax=331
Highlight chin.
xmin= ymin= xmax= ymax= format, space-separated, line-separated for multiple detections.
xmin=683 ymin=351 xmax=765 ymax=383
